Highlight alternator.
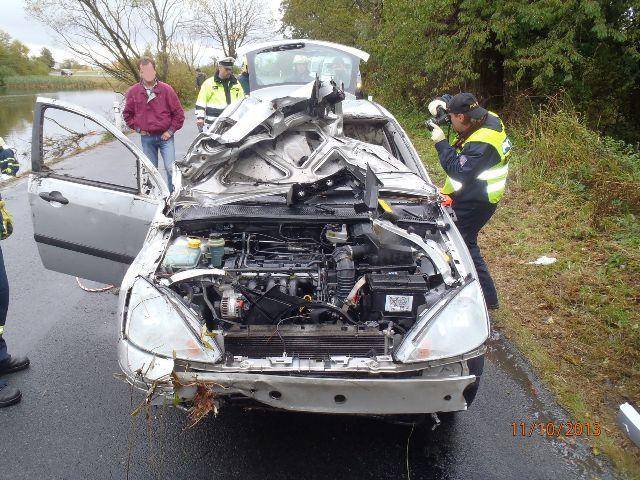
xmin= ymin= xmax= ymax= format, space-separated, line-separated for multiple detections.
xmin=220 ymin=288 xmax=244 ymax=319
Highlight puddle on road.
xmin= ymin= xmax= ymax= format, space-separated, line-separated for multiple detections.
xmin=487 ymin=331 xmax=618 ymax=479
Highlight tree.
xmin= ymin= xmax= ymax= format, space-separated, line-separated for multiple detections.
xmin=38 ymin=47 xmax=55 ymax=68
xmin=280 ymin=0 xmax=381 ymax=48
xmin=281 ymin=0 xmax=640 ymax=137
xmin=0 ymin=30 xmax=49 ymax=77
xmin=135 ymin=0 xmax=190 ymax=80
xmin=60 ymin=58 xmax=84 ymax=70
xmin=26 ymin=0 xmax=192 ymax=84
xmin=171 ymin=33 xmax=207 ymax=73
xmin=191 ymin=0 xmax=274 ymax=59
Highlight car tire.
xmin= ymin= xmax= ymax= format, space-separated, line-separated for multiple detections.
xmin=463 ymin=376 xmax=481 ymax=407
xmin=463 ymin=354 xmax=485 ymax=408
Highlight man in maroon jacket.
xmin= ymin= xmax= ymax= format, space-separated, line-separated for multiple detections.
xmin=123 ymin=57 xmax=185 ymax=192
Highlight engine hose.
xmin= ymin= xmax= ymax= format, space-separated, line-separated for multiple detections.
xmin=341 ymin=276 xmax=367 ymax=314
xmin=75 ymin=277 xmax=114 ymax=293
xmin=307 ymin=301 xmax=358 ymax=325
xmin=333 ymin=245 xmax=370 ymax=307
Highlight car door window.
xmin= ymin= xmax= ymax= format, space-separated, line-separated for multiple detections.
xmin=40 ymin=106 xmax=138 ymax=192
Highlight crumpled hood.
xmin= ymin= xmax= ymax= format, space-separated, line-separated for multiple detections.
xmin=175 ymin=82 xmax=437 ymax=201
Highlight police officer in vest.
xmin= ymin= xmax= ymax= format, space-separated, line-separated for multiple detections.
xmin=0 ymin=137 xmax=28 ymax=408
xmin=195 ymin=57 xmax=244 ymax=131
xmin=427 ymin=93 xmax=512 ymax=310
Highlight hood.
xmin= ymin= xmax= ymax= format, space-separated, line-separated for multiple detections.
xmin=175 ymin=79 xmax=436 ymax=204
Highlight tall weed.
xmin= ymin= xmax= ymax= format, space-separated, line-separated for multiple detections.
xmin=512 ymin=103 xmax=640 ymax=221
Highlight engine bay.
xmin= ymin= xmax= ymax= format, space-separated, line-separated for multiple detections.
xmin=155 ymin=198 xmax=459 ymax=360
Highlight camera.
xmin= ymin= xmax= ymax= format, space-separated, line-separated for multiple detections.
xmin=425 ymin=94 xmax=453 ymax=131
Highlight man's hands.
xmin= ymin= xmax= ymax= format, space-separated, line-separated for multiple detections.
xmin=427 ymin=121 xmax=446 ymax=143
xmin=139 ymin=130 xmax=172 ymax=140
xmin=428 ymin=99 xmax=447 ymax=117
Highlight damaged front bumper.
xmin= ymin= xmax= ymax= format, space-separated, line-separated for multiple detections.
xmin=118 ymin=340 xmax=483 ymax=415
xmin=172 ymin=369 xmax=477 ymax=415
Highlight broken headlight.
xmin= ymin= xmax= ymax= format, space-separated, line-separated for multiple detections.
xmin=394 ymin=280 xmax=489 ymax=363
xmin=125 ymin=278 xmax=221 ymax=363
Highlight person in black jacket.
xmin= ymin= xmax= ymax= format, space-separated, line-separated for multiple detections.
xmin=427 ymin=93 xmax=512 ymax=310
xmin=238 ymin=59 xmax=250 ymax=95
xmin=0 ymin=137 xmax=29 ymax=408
xmin=195 ymin=68 xmax=207 ymax=88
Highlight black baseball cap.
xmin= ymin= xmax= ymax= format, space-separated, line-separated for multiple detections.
xmin=446 ymin=93 xmax=488 ymax=119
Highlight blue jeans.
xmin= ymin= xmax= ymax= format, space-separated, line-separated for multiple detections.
xmin=140 ymin=134 xmax=175 ymax=192
xmin=0 ymin=246 xmax=10 ymax=362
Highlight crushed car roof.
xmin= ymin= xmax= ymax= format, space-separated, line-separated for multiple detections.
xmin=237 ymin=39 xmax=370 ymax=62
xmin=177 ymin=79 xmax=436 ymax=200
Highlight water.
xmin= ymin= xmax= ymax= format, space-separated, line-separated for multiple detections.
xmin=0 ymin=89 xmax=122 ymax=173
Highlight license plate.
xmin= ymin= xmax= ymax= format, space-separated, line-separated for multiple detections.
xmin=385 ymin=295 xmax=413 ymax=312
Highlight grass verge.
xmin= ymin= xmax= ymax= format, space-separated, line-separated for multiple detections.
xmin=401 ymin=107 xmax=640 ymax=478
xmin=2 ymin=74 xmax=126 ymax=92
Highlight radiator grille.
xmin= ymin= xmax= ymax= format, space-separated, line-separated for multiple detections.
xmin=224 ymin=333 xmax=385 ymax=359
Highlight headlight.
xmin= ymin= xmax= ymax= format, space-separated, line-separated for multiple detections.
xmin=125 ymin=278 xmax=221 ymax=363
xmin=394 ymin=280 xmax=489 ymax=363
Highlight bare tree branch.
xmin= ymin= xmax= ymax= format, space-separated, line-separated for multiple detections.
xmin=26 ymin=0 xmax=193 ymax=84
xmin=191 ymin=0 xmax=275 ymax=59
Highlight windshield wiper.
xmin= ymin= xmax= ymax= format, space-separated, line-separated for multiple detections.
xmin=258 ymin=42 xmax=305 ymax=54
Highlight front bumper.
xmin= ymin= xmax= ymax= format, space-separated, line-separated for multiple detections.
xmin=173 ymin=370 xmax=477 ymax=414
xmin=119 ymin=339 xmax=480 ymax=415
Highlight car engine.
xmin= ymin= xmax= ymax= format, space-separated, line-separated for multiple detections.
xmin=156 ymin=200 xmax=457 ymax=360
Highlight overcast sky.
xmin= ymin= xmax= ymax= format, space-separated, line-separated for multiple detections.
xmin=3 ymin=0 xmax=73 ymax=61
xmin=2 ymin=0 xmax=283 ymax=64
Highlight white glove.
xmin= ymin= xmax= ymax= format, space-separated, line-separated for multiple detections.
xmin=428 ymin=99 xmax=447 ymax=117
xmin=428 ymin=122 xmax=446 ymax=143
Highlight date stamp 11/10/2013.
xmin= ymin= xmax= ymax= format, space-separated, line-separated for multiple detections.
xmin=512 ymin=420 xmax=601 ymax=438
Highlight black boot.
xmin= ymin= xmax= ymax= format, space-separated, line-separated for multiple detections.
xmin=0 ymin=355 xmax=30 ymax=375
xmin=0 ymin=380 xmax=21 ymax=407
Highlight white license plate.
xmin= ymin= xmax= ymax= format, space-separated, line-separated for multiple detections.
xmin=385 ymin=295 xmax=413 ymax=312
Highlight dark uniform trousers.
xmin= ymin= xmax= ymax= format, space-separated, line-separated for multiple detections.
xmin=0 ymin=246 xmax=10 ymax=362
xmin=453 ymin=203 xmax=499 ymax=307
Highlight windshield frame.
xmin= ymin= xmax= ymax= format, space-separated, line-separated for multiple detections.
xmin=245 ymin=41 xmax=364 ymax=94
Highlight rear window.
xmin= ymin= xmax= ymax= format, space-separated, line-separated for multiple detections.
xmin=248 ymin=43 xmax=360 ymax=93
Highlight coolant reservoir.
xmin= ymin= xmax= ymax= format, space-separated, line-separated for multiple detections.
xmin=162 ymin=236 xmax=202 ymax=269
xmin=325 ymin=224 xmax=348 ymax=244
xmin=207 ymin=234 xmax=225 ymax=268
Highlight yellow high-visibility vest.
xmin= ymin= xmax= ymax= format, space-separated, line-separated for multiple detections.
xmin=195 ymin=76 xmax=244 ymax=124
xmin=442 ymin=112 xmax=512 ymax=204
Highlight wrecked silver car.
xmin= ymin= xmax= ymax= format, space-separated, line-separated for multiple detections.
xmin=28 ymin=40 xmax=488 ymax=416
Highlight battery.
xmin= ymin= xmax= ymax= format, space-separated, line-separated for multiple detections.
xmin=362 ymin=273 xmax=427 ymax=327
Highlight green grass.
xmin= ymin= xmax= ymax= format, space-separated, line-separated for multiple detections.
xmin=400 ymin=108 xmax=640 ymax=479
xmin=2 ymin=74 xmax=125 ymax=92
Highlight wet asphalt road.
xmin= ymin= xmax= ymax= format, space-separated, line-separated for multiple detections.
xmin=0 ymin=118 xmax=619 ymax=479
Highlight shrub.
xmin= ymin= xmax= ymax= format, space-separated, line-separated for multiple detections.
xmin=513 ymin=104 xmax=640 ymax=221
xmin=165 ymin=60 xmax=199 ymax=109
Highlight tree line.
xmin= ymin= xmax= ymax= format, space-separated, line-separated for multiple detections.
xmin=281 ymin=0 xmax=640 ymax=141
xmin=26 ymin=0 xmax=274 ymax=104
xmin=0 ymin=31 xmax=56 ymax=85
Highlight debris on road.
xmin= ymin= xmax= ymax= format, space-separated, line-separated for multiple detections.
xmin=528 ymin=256 xmax=557 ymax=265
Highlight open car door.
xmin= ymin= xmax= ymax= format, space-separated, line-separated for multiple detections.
xmin=28 ymin=97 xmax=169 ymax=286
